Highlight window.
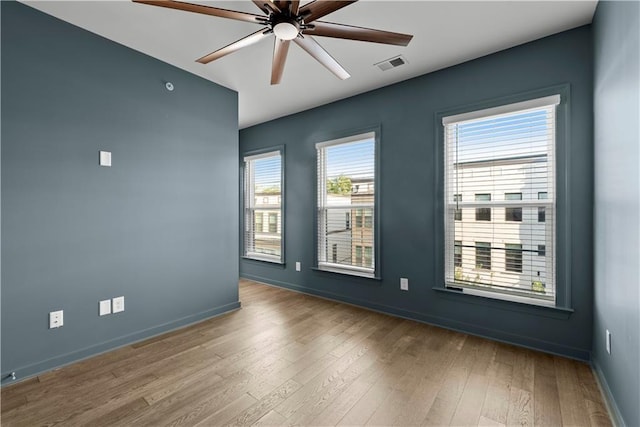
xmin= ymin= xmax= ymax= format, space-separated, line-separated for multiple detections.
xmin=505 ymin=243 xmax=523 ymax=273
xmin=538 ymin=207 xmax=546 ymax=223
xmin=475 ymin=193 xmax=491 ymax=221
xmin=364 ymin=212 xmax=373 ymax=228
xmin=317 ymin=131 xmax=377 ymax=277
xmin=444 ymin=95 xmax=559 ymax=304
xmin=243 ymin=149 xmax=283 ymax=262
xmin=475 ymin=242 xmax=492 ymax=270
xmin=538 ymin=192 xmax=547 ymax=222
xmin=255 ymin=212 xmax=263 ymax=232
xmin=505 ymin=193 xmax=522 ymax=222
xmin=364 ymin=247 xmax=373 ymax=267
xmin=268 ymin=213 xmax=278 ymax=233
xmin=454 ymin=240 xmax=462 ymax=267
xmin=454 ymin=194 xmax=462 ymax=221
xmin=355 ymin=209 xmax=363 ymax=228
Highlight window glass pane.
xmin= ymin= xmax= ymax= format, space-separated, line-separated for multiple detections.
xmin=355 ymin=245 xmax=363 ymax=266
xmin=505 ymin=243 xmax=523 ymax=273
xmin=475 ymin=242 xmax=491 ymax=270
xmin=505 ymin=207 xmax=522 ymax=222
xmin=538 ymin=207 xmax=546 ymax=223
xmin=454 ymin=194 xmax=462 ymax=221
xmin=255 ymin=212 xmax=263 ymax=232
xmin=268 ymin=213 xmax=278 ymax=233
xmin=454 ymin=240 xmax=462 ymax=268
xmin=364 ymin=247 xmax=373 ymax=268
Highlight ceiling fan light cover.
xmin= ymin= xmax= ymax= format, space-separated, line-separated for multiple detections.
xmin=273 ymin=22 xmax=298 ymax=40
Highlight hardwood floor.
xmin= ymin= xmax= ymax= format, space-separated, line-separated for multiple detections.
xmin=1 ymin=279 xmax=611 ymax=426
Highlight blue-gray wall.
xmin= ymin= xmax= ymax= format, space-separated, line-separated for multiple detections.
xmin=593 ymin=2 xmax=640 ymax=426
xmin=240 ymin=26 xmax=594 ymax=360
xmin=1 ymin=2 xmax=239 ymax=382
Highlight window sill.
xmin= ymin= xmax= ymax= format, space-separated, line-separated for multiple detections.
xmin=433 ymin=286 xmax=573 ymax=319
xmin=312 ymin=266 xmax=381 ymax=281
xmin=242 ymin=256 xmax=285 ymax=267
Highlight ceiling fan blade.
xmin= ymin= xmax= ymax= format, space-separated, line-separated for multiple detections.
xmin=304 ymin=21 xmax=413 ymax=46
xmin=251 ymin=0 xmax=281 ymax=15
xmin=270 ymin=1 xmax=298 ymax=15
xmin=271 ymin=39 xmax=291 ymax=85
xmin=196 ymin=29 xmax=271 ymax=64
xmin=294 ymin=35 xmax=350 ymax=80
xmin=289 ymin=0 xmax=300 ymax=15
xmin=133 ymin=0 xmax=266 ymax=24
xmin=298 ymin=0 xmax=357 ymax=23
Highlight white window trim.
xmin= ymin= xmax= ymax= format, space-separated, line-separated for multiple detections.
xmin=443 ymin=95 xmax=560 ymax=306
xmin=442 ymin=95 xmax=560 ymax=125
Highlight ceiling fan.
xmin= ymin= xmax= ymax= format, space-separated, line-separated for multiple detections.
xmin=132 ymin=0 xmax=413 ymax=84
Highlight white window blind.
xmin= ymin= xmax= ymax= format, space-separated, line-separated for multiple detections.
xmin=244 ymin=150 xmax=283 ymax=262
xmin=444 ymin=95 xmax=559 ymax=304
xmin=317 ymin=132 xmax=376 ymax=277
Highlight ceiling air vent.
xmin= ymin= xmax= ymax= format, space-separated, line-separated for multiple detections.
xmin=375 ymin=55 xmax=408 ymax=71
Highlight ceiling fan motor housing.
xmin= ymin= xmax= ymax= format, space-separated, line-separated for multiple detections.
xmin=272 ymin=16 xmax=300 ymax=40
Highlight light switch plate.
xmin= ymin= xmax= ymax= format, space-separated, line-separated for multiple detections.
xmin=400 ymin=278 xmax=409 ymax=291
xmin=99 ymin=151 xmax=111 ymax=167
xmin=112 ymin=296 xmax=125 ymax=313
xmin=99 ymin=299 xmax=111 ymax=316
xmin=49 ymin=310 xmax=64 ymax=329
xmin=295 ymin=262 xmax=301 ymax=272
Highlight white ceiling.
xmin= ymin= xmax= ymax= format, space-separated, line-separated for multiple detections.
xmin=22 ymin=1 xmax=597 ymax=128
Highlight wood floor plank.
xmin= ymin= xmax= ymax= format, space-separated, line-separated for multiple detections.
xmin=310 ymin=359 xmax=385 ymax=426
xmin=450 ymin=372 xmax=490 ymax=426
xmin=533 ymin=354 xmax=563 ymax=426
xmin=365 ymin=356 xmax=423 ymax=425
xmin=506 ymin=386 xmax=534 ymax=426
xmin=555 ymin=356 xmax=591 ymax=426
xmin=481 ymin=358 xmax=513 ymax=424
xmin=252 ymin=409 xmax=287 ymax=426
xmin=225 ymin=379 xmax=302 ymax=426
xmin=0 ymin=280 xmax=612 ymax=427
xmin=391 ymin=375 xmax=440 ymax=426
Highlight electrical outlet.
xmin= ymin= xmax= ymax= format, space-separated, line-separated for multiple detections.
xmin=400 ymin=278 xmax=409 ymax=291
xmin=49 ymin=310 xmax=64 ymax=329
xmin=606 ymin=329 xmax=611 ymax=354
xmin=99 ymin=299 xmax=111 ymax=316
xmin=99 ymin=150 xmax=111 ymax=167
xmin=112 ymin=296 xmax=125 ymax=313
xmin=295 ymin=262 xmax=301 ymax=272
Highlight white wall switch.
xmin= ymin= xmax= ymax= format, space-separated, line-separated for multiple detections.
xmin=99 ymin=150 xmax=112 ymax=167
xmin=112 ymin=296 xmax=125 ymax=313
xmin=49 ymin=310 xmax=64 ymax=329
xmin=400 ymin=278 xmax=409 ymax=291
xmin=99 ymin=299 xmax=111 ymax=316
xmin=295 ymin=262 xmax=301 ymax=272
xmin=606 ymin=329 xmax=611 ymax=354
